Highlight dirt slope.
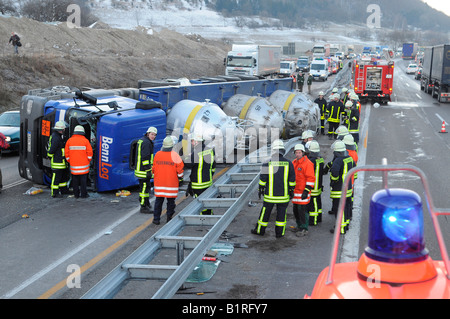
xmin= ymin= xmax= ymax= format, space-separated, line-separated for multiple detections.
xmin=0 ymin=16 xmax=230 ymax=112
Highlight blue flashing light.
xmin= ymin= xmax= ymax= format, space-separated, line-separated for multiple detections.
xmin=365 ymin=188 xmax=428 ymax=263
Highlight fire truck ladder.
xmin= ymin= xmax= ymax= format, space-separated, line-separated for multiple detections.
xmin=356 ymin=64 xmax=365 ymax=92
xmin=81 ymin=148 xmax=273 ymax=299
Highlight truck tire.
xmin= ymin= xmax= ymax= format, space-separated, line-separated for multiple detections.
xmin=135 ymin=100 xmax=162 ymax=110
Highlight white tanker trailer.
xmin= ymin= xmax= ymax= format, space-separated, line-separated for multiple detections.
xmin=221 ymin=94 xmax=284 ymax=150
xmin=268 ymin=90 xmax=321 ymax=138
xmin=166 ymin=99 xmax=245 ymax=163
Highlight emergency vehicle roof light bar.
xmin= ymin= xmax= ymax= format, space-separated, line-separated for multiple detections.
xmin=326 ymin=159 xmax=450 ymax=285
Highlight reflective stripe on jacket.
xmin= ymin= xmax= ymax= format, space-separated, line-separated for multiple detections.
xmin=314 ymin=97 xmax=327 ymax=120
xmin=310 ymin=156 xmax=324 ymax=196
xmin=329 ymin=153 xmax=355 ymax=199
xmin=152 ymin=150 xmax=184 ymax=198
xmin=259 ymin=153 xmax=296 ymax=204
xmin=65 ymin=134 xmax=93 ymax=175
xmin=135 ymin=136 xmax=154 ymax=179
xmin=186 ymin=144 xmax=216 ymax=190
xmin=47 ymin=132 xmax=66 ymax=170
xmin=326 ymin=101 xmax=345 ymax=123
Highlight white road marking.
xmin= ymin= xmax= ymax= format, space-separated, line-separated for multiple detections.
xmin=1 ymin=207 xmax=140 ymax=298
xmin=341 ymin=103 xmax=370 ymax=262
xmin=416 ymin=93 xmax=422 ymax=99
xmin=436 ymin=113 xmax=448 ymax=125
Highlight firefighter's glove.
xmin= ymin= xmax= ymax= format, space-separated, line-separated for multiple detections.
xmin=258 ymin=186 xmax=265 ymax=199
xmin=323 ymin=164 xmax=330 ymax=175
xmin=179 ymin=178 xmax=184 ymax=186
xmin=289 ymin=187 xmax=294 ymax=199
xmin=301 ymin=189 xmax=309 ymax=200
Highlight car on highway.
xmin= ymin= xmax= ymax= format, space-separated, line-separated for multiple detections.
xmin=0 ymin=110 xmax=20 ymax=153
xmin=415 ymin=67 xmax=422 ymax=80
xmin=406 ymin=63 xmax=419 ymax=74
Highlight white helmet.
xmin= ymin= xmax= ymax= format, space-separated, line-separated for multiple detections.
xmin=332 ymin=87 xmax=339 ymax=93
xmin=318 ymin=91 xmax=325 ymax=96
xmin=294 ymin=143 xmax=305 ymax=152
xmin=308 ymin=140 xmax=320 ymax=153
xmin=147 ymin=126 xmax=157 ymax=134
xmin=272 ymin=139 xmax=285 ymax=150
xmin=162 ymin=136 xmax=174 ymax=148
xmin=336 ymin=125 xmax=349 ymax=137
xmin=332 ymin=140 xmax=346 ymax=152
xmin=301 ymin=130 xmax=314 ymax=140
xmin=341 ymin=87 xmax=348 ymax=93
xmin=170 ymin=135 xmax=178 ymax=145
xmin=53 ymin=121 xmax=66 ymax=130
xmin=74 ymin=125 xmax=85 ymax=134
xmin=345 ymin=101 xmax=353 ymax=108
xmin=342 ymin=134 xmax=354 ymax=145
xmin=189 ymin=132 xmax=204 ymax=142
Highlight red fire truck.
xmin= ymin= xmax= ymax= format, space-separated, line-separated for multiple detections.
xmin=351 ymin=57 xmax=394 ymax=104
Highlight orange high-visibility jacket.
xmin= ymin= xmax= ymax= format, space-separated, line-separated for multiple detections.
xmin=65 ymin=134 xmax=93 ymax=175
xmin=292 ymin=156 xmax=315 ymax=205
xmin=152 ymin=150 xmax=184 ymax=198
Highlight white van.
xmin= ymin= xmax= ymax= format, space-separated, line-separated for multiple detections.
xmin=310 ymin=59 xmax=329 ymax=81
xmin=279 ymin=61 xmax=296 ymax=77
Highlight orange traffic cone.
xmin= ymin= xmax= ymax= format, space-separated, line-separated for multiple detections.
xmin=439 ymin=121 xmax=448 ymax=133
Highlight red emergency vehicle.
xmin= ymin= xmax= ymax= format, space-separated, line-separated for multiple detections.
xmin=305 ymin=162 xmax=450 ymax=299
xmin=351 ymin=57 xmax=394 ymax=104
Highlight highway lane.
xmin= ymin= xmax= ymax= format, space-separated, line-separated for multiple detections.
xmin=356 ymin=58 xmax=450 ymax=262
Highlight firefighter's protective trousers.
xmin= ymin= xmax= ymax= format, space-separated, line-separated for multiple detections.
xmin=135 ymin=137 xmax=154 ymax=208
xmin=47 ymin=132 xmax=68 ymax=196
xmin=256 ymin=201 xmax=289 ymax=237
xmin=255 ymin=153 xmax=296 ymax=237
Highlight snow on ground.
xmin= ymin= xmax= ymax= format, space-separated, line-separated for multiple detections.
xmin=91 ymin=1 xmax=376 ymax=53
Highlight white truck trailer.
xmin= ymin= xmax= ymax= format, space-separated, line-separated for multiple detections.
xmin=225 ymin=44 xmax=281 ymax=78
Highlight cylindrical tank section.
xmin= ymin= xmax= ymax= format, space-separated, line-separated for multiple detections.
xmin=222 ymin=94 xmax=283 ymax=149
xmin=166 ymin=99 xmax=244 ymax=162
xmin=268 ymin=90 xmax=321 ymax=138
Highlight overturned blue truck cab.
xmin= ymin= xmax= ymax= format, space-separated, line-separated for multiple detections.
xmin=18 ymin=78 xmax=295 ymax=192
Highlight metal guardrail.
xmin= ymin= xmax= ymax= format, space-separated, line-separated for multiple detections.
xmin=81 ymin=148 xmax=275 ymax=299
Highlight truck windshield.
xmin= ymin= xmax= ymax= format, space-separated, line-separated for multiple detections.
xmin=280 ymin=62 xmax=291 ymax=68
xmin=311 ymin=64 xmax=325 ymax=70
xmin=312 ymin=47 xmax=325 ymax=53
xmin=297 ymin=59 xmax=308 ymax=66
xmin=227 ymin=56 xmax=253 ymax=67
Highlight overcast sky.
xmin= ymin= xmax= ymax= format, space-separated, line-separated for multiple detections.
xmin=421 ymin=0 xmax=450 ymax=16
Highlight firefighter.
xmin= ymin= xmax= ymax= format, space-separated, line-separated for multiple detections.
xmin=135 ymin=126 xmax=157 ymax=214
xmin=350 ymin=93 xmax=361 ymax=112
xmin=343 ymin=100 xmax=360 ymax=143
xmin=152 ymin=136 xmax=184 ymax=225
xmin=314 ymin=91 xmax=327 ymax=135
xmin=251 ymin=140 xmax=296 ymax=238
xmin=340 ymin=87 xmax=349 ymax=104
xmin=326 ymin=94 xmax=345 ymax=140
xmin=47 ymin=121 xmax=69 ymax=198
xmin=324 ymin=140 xmax=355 ymax=234
xmin=65 ymin=125 xmax=93 ymax=199
xmin=305 ymin=140 xmax=324 ymax=225
xmin=307 ymin=73 xmax=313 ymax=94
xmin=291 ymin=143 xmax=315 ymax=237
xmin=343 ymin=134 xmax=358 ymax=226
xmin=301 ymin=130 xmax=314 ymax=147
xmin=297 ymin=72 xmax=304 ymax=92
xmin=185 ymin=133 xmax=216 ymax=215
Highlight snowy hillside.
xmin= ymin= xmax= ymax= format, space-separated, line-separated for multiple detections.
xmin=90 ymin=0 xmax=377 ymax=53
